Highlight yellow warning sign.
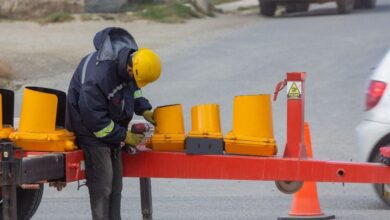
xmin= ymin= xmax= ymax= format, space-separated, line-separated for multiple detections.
xmin=288 ymin=82 xmax=301 ymax=99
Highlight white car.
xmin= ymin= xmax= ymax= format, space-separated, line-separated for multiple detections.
xmin=355 ymin=49 xmax=390 ymax=207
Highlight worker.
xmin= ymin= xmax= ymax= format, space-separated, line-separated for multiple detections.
xmin=65 ymin=27 xmax=161 ymax=220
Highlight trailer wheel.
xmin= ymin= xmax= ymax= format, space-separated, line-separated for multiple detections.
xmin=259 ymin=0 xmax=277 ymax=17
xmin=0 ymin=184 xmax=44 ymax=220
xmin=371 ymin=150 xmax=390 ymax=207
xmin=362 ymin=0 xmax=376 ymax=8
xmin=337 ymin=0 xmax=355 ymax=14
xmin=275 ymin=181 xmax=303 ymax=194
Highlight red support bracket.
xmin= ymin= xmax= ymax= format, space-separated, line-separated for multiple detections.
xmin=65 ymin=150 xmax=85 ymax=182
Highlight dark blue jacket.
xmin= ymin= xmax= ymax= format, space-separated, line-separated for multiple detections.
xmin=66 ymin=27 xmax=152 ymax=148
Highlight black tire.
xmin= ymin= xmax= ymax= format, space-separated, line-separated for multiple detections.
xmin=259 ymin=0 xmax=277 ymax=17
xmin=354 ymin=0 xmax=364 ymax=8
xmin=362 ymin=0 xmax=376 ymax=8
xmin=285 ymin=3 xmax=297 ymax=13
xmin=0 ymin=184 xmax=44 ymax=220
xmin=337 ymin=0 xmax=355 ymax=14
xmin=286 ymin=3 xmax=309 ymax=13
xmin=296 ymin=3 xmax=309 ymax=12
xmin=370 ymin=149 xmax=390 ymax=207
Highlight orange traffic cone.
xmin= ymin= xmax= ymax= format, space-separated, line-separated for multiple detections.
xmin=278 ymin=122 xmax=335 ymax=220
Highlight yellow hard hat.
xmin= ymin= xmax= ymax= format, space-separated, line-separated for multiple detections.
xmin=132 ymin=48 xmax=161 ymax=88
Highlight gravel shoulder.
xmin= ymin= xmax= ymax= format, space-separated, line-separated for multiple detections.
xmin=0 ymin=12 xmax=261 ymax=113
xmin=0 ymin=13 xmax=259 ymax=84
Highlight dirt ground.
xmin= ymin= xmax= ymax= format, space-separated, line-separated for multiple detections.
xmin=0 ymin=12 xmax=258 ymax=90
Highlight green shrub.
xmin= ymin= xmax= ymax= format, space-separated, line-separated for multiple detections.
xmin=136 ymin=2 xmax=200 ymax=23
xmin=40 ymin=12 xmax=74 ymax=24
xmin=212 ymin=0 xmax=237 ymax=5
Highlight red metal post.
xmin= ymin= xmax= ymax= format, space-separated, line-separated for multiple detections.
xmin=284 ymin=72 xmax=307 ymax=158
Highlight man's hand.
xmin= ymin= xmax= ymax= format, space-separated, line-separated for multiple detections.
xmin=124 ymin=131 xmax=144 ymax=147
xmin=122 ymin=144 xmax=138 ymax=155
xmin=142 ymin=110 xmax=156 ymax=126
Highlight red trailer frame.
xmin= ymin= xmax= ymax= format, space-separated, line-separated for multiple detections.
xmin=7 ymin=72 xmax=389 ymax=220
xmin=61 ymin=72 xmax=390 ymax=185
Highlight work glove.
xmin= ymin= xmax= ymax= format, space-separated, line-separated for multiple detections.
xmin=143 ymin=110 xmax=156 ymax=126
xmin=121 ymin=142 xmax=138 ymax=155
xmin=124 ymin=131 xmax=145 ymax=147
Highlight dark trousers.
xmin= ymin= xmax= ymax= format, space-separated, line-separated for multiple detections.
xmin=81 ymin=145 xmax=123 ymax=220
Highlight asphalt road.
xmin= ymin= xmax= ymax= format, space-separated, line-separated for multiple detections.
xmin=33 ymin=1 xmax=390 ymax=219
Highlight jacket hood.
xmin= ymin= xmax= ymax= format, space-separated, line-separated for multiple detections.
xmin=117 ymin=47 xmax=133 ymax=82
xmin=93 ymin=27 xmax=138 ymax=62
xmin=93 ymin=27 xmax=138 ymax=82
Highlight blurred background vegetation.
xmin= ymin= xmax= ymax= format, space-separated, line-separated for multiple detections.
xmin=0 ymin=0 xmax=240 ymax=23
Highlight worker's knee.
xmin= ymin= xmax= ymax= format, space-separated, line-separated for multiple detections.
xmin=90 ymin=185 xmax=112 ymax=199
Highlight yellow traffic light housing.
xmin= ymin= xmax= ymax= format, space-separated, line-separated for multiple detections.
xmin=186 ymin=104 xmax=224 ymax=154
xmin=224 ymin=94 xmax=277 ymax=156
xmin=188 ymin=104 xmax=223 ymax=139
xmin=9 ymin=87 xmax=76 ymax=152
xmin=148 ymin=104 xmax=186 ymax=151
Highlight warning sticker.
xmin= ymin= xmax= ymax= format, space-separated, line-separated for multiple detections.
xmin=287 ymin=82 xmax=302 ymax=99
